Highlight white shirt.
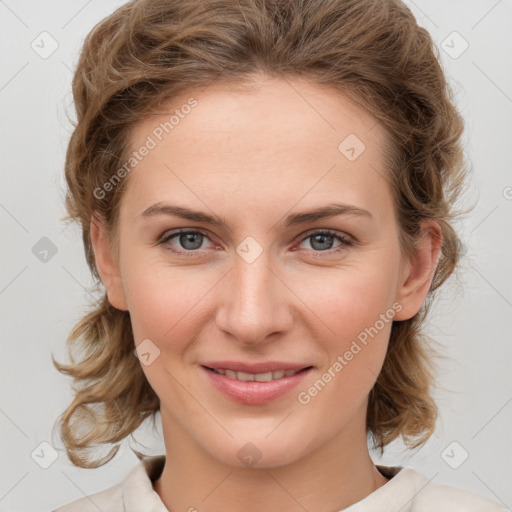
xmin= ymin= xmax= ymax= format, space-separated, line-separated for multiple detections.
xmin=54 ymin=455 xmax=507 ymax=511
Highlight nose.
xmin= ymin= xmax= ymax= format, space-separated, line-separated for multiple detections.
xmin=215 ymin=250 xmax=294 ymax=347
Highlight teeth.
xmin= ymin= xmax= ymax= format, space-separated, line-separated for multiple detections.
xmin=255 ymin=372 xmax=274 ymax=382
xmin=213 ymin=368 xmax=302 ymax=381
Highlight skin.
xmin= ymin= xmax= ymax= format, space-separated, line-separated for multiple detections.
xmin=91 ymin=74 xmax=441 ymax=512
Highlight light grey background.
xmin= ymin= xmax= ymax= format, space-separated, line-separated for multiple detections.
xmin=1 ymin=1 xmax=511 ymax=511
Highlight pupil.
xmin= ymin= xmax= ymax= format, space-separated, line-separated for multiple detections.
xmin=182 ymin=233 xmax=202 ymax=250
xmin=312 ymin=234 xmax=332 ymax=251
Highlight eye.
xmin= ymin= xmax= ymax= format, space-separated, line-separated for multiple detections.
xmin=297 ymin=229 xmax=353 ymax=254
xmin=158 ymin=228 xmax=354 ymax=257
xmin=159 ymin=229 xmax=214 ymax=256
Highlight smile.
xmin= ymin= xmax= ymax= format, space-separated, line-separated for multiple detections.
xmin=201 ymin=365 xmax=313 ymax=405
xmin=209 ymin=367 xmax=302 ymax=381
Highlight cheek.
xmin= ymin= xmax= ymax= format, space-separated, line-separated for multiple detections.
xmin=122 ymin=258 xmax=217 ymax=349
xmin=123 ymin=265 xmax=216 ymax=406
xmin=291 ymin=263 xmax=398 ymax=402
xmin=292 ymin=260 xmax=399 ymax=339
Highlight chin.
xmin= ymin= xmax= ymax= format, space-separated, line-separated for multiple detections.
xmin=216 ymin=441 xmax=304 ymax=470
xmin=196 ymin=422 xmax=317 ymax=470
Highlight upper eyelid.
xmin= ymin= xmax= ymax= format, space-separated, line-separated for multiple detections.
xmin=159 ymin=228 xmax=353 ymax=248
xmin=299 ymin=228 xmax=352 ymax=240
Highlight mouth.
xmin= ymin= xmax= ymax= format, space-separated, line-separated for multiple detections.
xmin=200 ymin=363 xmax=314 ymax=405
xmin=202 ymin=365 xmax=312 ymax=382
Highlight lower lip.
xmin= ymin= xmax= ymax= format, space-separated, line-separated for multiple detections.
xmin=201 ymin=366 xmax=313 ymax=405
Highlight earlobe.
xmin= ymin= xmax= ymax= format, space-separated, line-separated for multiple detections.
xmin=90 ymin=215 xmax=129 ymax=311
xmin=394 ymin=220 xmax=442 ymax=321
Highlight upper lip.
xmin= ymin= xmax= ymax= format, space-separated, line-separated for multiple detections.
xmin=201 ymin=361 xmax=312 ymax=374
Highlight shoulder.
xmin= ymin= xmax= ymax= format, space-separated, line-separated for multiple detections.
xmin=398 ymin=467 xmax=508 ymax=512
xmin=53 ymin=483 xmax=123 ymax=512
xmin=414 ymin=481 xmax=507 ymax=511
xmin=53 ymin=455 xmax=166 ymax=512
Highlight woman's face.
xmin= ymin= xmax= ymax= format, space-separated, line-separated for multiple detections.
xmin=93 ymin=75 xmax=437 ymax=468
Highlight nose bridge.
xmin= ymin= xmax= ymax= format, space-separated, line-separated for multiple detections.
xmin=215 ymin=246 xmax=292 ymax=344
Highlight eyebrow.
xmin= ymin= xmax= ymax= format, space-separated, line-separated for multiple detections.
xmin=138 ymin=202 xmax=372 ymax=227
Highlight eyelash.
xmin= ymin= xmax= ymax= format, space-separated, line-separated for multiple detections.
xmin=157 ymin=228 xmax=354 ymax=257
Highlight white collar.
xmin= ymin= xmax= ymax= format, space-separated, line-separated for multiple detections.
xmin=120 ymin=455 xmax=427 ymax=512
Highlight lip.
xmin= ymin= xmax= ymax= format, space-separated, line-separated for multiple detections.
xmin=201 ymin=360 xmax=310 ymax=373
xmin=200 ymin=364 xmax=313 ymax=405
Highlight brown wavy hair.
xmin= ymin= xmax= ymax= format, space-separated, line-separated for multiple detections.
xmin=53 ymin=0 xmax=467 ymax=468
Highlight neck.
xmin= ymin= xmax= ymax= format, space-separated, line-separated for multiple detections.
xmin=153 ymin=405 xmax=389 ymax=512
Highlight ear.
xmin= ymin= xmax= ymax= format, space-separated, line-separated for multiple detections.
xmin=393 ymin=220 xmax=442 ymax=321
xmin=90 ymin=215 xmax=129 ymax=311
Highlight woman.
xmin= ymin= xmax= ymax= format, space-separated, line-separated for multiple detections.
xmin=52 ymin=0 xmax=505 ymax=510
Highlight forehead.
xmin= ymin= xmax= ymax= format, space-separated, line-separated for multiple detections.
xmin=121 ymin=76 xmax=392 ymax=221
